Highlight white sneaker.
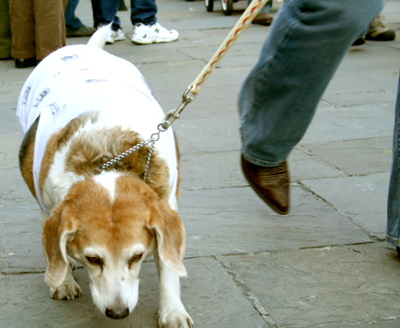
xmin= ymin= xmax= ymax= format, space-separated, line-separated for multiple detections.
xmin=106 ymin=29 xmax=126 ymax=44
xmin=131 ymin=22 xmax=179 ymax=44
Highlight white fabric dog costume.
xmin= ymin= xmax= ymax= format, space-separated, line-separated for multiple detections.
xmin=16 ymin=45 xmax=178 ymax=215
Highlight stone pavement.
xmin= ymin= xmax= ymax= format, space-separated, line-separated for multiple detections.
xmin=1 ymin=0 xmax=400 ymax=327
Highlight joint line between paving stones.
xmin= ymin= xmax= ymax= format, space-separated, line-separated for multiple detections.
xmin=175 ymin=47 xmax=210 ymax=64
xmin=0 ymin=219 xmax=5 ymax=272
xmin=1 ymin=271 xmax=44 ymax=276
xmin=214 ymin=255 xmax=278 ymax=328
xmin=297 ymin=181 xmax=382 ymax=241
xmin=295 ymin=145 xmax=351 ymax=176
xmin=0 ymin=201 xmax=38 ymax=208
xmin=209 ymin=241 xmax=380 ymax=262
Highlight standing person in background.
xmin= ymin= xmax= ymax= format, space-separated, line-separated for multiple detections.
xmin=65 ymin=0 xmax=97 ymax=37
xmin=238 ymin=0 xmax=383 ymax=215
xmin=9 ymin=0 xmax=68 ymax=68
xmin=0 ymin=0 xmax=11 ymax=59
xmin=96 ymin=0 xmax=178 ymax=44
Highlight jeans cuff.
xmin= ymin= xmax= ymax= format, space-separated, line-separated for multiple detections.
xmin=386 ymin=235 xmax=399 ymax=247
xmin=242 ymin=150 xmax=285 ymax=167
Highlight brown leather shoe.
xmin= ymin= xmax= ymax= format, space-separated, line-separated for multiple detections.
xmin=241 ymin=155 xmax=290 ymax=215
xmin=252 ymin=13 xmax=274 ymax=26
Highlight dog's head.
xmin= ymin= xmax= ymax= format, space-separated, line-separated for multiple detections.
xmin=42 ymin=172 xmax=186 ymax=319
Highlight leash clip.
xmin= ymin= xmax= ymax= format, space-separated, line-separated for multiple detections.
xmin=160 ymin=86 xmax=195 ymax=131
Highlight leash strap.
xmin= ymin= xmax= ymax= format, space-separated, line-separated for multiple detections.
xmin=190 ymin=0 xmax=268 ymax=94
xmin=160 ymin=0 xmax=269 ymax=130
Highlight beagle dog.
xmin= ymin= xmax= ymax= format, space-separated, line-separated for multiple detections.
xmin=16 ymin=39 xmax=193 ymax=327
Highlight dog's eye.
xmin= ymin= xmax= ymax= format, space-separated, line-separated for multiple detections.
xmin=128 ymin=253 xmax=143 ymax=266
xmin=86 ymin=256 xmax=102 ymax=266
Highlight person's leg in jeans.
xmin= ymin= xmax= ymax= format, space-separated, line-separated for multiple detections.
xmin=91 ymin=0 xmax=103 ymax=28
xmin=387 ymin=74 xmax=400 ymax=250
xmin=130 ymin=0 xmax=157 ymax=25
xmin=238 ymin=0 xmax=383 ymax=214
xmin=130 ymin=0 xmax=178 ymax=44
xmin=65 ymin=0 xmax=83 ymax=30
xmin=99 ymin=0 xmax=120 ymax=30
xmin=97 ymin=0 xmax=125 ymax=43
xmin=65 ymin=0 xmax=96 ymax=36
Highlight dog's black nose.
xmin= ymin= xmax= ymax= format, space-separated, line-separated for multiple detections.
xmin=105 ymin=307 xmax=130 ymax=319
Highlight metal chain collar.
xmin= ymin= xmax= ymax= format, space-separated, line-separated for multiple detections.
xmin=99 ymin=125 xmax=163 ymax=182
xmin=98 ymin=88 xmax=194 ymax=182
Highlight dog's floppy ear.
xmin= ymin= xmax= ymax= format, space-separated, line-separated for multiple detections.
xmin=42 ymin=200 xmax=78 ymax=288
xmin=147 ymin=199 xmax=187 ymax=277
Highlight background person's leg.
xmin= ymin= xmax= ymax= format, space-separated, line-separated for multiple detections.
xmin=10 ymin=0 xmax=36 ymax=61
xmin=130 ymin=0 xmax=157 ymax=26
xmin=65 ymin=0 xmax=83 ymax=30
xmin=35 ymin=0 xmax=67 ymax=60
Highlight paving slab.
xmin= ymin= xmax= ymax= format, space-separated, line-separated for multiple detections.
xmin=217 ymin=242 xmax=400 ymax=328
xmin=0 ymin=133 xmax=21 ymax=169
xmin=299 ymin=104 xmax=394 ymax=145
xmin=321 ymin=320 xmax=400 ymax=328
xmin=301 ymin=173 xmax=390 ymax=239
xmin=0 ymin=167 xmax=34 ymax=205
xmin=179 ymin=148 xmax=345 ymax=190
xmin=152 ymin=83 xmax=242 ymax=120
xmin=0 ymin=203 xmax=44 ymax=273
xmin=175 ymin=116 xmax=241 ymax=152
xmin=0 ymin=257 xmax=268 ymax=328
xmin=0 ymin=81 xmax=25 ymax=104
xmin=177 ymin=103 xmax=394 ymax=153
xmin=179 ymin=185 xmax=371 ymax=258
xmin=178 ymin=41 xmax=264 ymax=68
xmin=306 ymin=137 xmax=393 ymax=176
xmin=0 ymin=105 xmax=19 ymax=135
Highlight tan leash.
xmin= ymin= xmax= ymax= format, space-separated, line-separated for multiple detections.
xmin=100 ymin=0 xmax=268 ymax=176
xmin=160 ymin=0 xmax=269 ymax=130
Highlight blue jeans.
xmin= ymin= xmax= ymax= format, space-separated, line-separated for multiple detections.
xmin=65 ymin=0 xmax=84 ymax=30
xmin=130 ymin=0 xmax=157 ymax=26
xmin=98 ymin=0 xmax=121 ymax=31
xmin=238 ymin=0 xmax=383 ymax=167
xmin=99 ymin=0 xmax=157 ymax=30
xmin=387 ymin=75 xmax=400 ymax=247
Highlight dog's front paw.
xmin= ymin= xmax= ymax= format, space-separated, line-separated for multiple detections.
xmin=50 ymin=280 xmax=82 ymax=301
xmin=159 ymin=308 xmax=193 ymax=328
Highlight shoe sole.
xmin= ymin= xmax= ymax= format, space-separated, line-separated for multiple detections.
xmin=106 ymin=37 xmax=125 ymax=44
xmin=131 ymin=37 xmax=179 ymax=45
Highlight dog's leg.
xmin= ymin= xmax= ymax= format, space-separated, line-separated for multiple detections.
xmin=42 ymin=207 xmax=81 ymax=300
xmin=49 ymin=265 xmax=82 ymax=301
xmin=155 ymin=252 xmax=193 ymax=328
xmin=155 ymin=198 xmax=192 ymax=327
